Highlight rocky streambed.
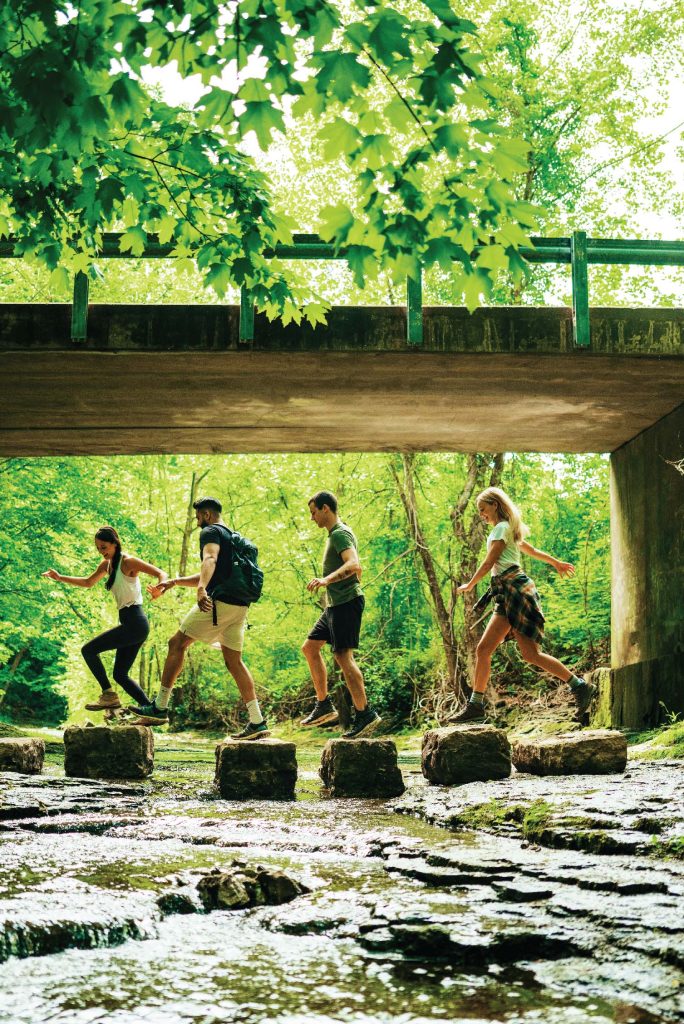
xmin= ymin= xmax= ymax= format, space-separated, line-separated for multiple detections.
xmin=0 ymin=735 xmax=682 ymax=1024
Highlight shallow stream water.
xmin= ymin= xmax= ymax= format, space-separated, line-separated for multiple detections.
xmin=0 ymin=736 xmax=682 ymax=1024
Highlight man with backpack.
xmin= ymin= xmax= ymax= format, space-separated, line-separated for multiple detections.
xmin=131 ymin=496 xmax=268 ymax=739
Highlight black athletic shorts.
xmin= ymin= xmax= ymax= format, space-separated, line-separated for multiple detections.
xmin=307 ymin=595 xmax=365 ymax=652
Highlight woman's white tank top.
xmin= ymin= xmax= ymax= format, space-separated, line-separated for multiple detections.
xmin=109 ymin=557 xmax=143 ymax=610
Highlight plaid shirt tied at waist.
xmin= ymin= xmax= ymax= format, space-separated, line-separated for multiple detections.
xmin=489 ymin=565 xmax=545 ymax=643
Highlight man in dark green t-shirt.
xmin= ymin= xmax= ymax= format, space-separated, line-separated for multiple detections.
xmin=301 ymin=490 xmax=381 ymax=739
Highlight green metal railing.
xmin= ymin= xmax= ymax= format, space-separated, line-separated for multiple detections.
xmin=1 ymin=230 xmax=683 ymax=347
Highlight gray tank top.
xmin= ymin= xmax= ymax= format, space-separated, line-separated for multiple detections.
xmin=109 ymin=558 xmax=142 ymax=610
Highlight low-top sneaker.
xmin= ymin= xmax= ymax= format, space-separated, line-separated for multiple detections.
xmin=341 ymin=707 xmax=381 ymax=739
xmin=300 ymin=697 xmax=339 ymax=728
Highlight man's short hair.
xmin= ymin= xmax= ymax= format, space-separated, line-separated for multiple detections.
xmin=193 ymin=496 xmax=222 ymax=513
xmin=309 ymin=490 xmax=338 ymax=513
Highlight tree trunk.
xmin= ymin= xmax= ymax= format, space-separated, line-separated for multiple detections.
xmin=178 ymin=470 xmax=209 ymax=576
xmin=390 ymin=453 xmax=506 ymax=703
xmin=391 ymin=455 xmax=461 ymax=691
xmin=0 ymin=646 xmax=29 ymax=708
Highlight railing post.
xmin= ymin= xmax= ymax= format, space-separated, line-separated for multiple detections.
xmin=406 ymin=267 xmax=423 ymax=345
xmin=71 ymin=271 xmax=89 ymax=342
xmin=239 ymin=286 xmax=254 ymax=343
xmin=571 ymin=230 xmax=590 ymax=348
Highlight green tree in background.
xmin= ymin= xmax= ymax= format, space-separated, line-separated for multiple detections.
xmin=475 ymin=0 xmax=684 ymax=306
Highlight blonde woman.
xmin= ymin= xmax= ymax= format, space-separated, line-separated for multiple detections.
xmin=454 ymin=487 xmax=595 ymax=723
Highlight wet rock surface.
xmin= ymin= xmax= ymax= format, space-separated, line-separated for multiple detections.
xmin=512 ymin=729 xmax=628 ymax=775
xmin=422 ymin=725 xmax=512 ymax=785
xmin=63 ymin=724 xmax=154 ymax=779
xmin=0 ymin=741 xmax=682 ymax=1024
xmin=395 ymin=757 xmax=684 ymax=858
xmin=0 ymin=738 xmax=45 ymax=775
xmin=214 ymin=737 xmax=297 ymax=800
xmin=320 ymin=737 xmax=405 ymax=797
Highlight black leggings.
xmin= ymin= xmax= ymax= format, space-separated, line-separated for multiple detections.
xmin=81 ymin=605 xmax=150 ymax=705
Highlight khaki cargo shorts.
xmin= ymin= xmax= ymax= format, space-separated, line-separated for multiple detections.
xmin=180 ymin=602 xmax=248 ymax=652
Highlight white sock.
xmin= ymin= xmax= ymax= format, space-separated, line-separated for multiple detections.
xmin=156 ymin=687 xmax=172 ymax=710
xmin=246 ymin=699 xmax=263 ymax=725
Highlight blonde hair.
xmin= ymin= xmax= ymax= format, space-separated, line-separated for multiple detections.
xmin=476 ymin=487 xmax=529 ymax=544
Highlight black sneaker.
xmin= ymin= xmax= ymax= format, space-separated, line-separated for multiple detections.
xmin=300 ymin=697 xmax=339 ymax=728
xmin=231 ymin=721 xmax=271 ymax=741
xmin=572 ymin=679 xmax=597 ymax=715
xmin=129 ymin=700 xmax=169 ymax=725
xmin=450 ymin=701 xmax=486 ymax=724
xmin=341 ymin=707 xmax=381 ymax=739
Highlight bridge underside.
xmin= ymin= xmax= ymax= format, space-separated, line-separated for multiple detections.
xmin=0 ymin=303 xmax=682 ymax=455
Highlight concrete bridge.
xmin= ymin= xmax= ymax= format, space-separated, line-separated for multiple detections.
xmin=1 ymin=300 xmax=682 ymax=727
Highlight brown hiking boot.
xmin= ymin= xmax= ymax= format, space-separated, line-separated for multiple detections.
xmin=572 ymin=679 xmax=597 ymax=716
xmin=450 ymin=701 xmax=486 ymax=724
xmin=85 ymin=690 xmax=122 ymax=711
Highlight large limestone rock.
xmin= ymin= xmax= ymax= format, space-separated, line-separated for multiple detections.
xmin=319 ymin=738 xmax=405 ymax=798
xmin=422 ymin=726 xmax=511 ymax=786
xmin=512 ymin=730 xmax=627 ymax=776
xmin=0 ymin=738 xmax=45 ymax=775
xmin=63 ymin=725 xmax=154 ymax=780
xmin=214 ymin=738 xmax=297 ymax=800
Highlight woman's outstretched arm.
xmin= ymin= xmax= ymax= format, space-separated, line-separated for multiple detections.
xmin=519 ymin=540 xmax=575 ymax=577
xmin=42 ymin=561 xmax=109 ymax=588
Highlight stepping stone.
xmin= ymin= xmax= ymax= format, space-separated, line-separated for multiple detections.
xmin=0 ymin=738 xmax=45 ymax=775
xmin=319 ymin=738 xmax=405 ymax=798
xmin=512 ymin=730 xmax=627 ymax=776
xmin=421 ymin=726 xmax=511 ymax=786
xmin=63 ymin=725 xmax=154 ymax=780
xmin=214 ymin=738 xmax=297 ymax=800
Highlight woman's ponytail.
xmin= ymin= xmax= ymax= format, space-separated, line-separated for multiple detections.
xmin=95 ymin=526 xmax=123 ymax=591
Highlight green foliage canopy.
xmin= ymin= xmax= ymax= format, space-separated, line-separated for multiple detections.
xmin=1 ymin=0 xmax=539 ymax=317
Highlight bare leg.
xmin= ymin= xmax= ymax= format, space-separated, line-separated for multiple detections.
xmin=301 ymin=638 xmax=328 ymax=701
xmin=160 ymin=631 xmax=195 ymax=696
xmin=471 ymin=614 xmax=513 ymax=694
xmin=334 ymin=648 xmax=368 ymax=711
xmin=513 ymin=633 xmax=573 ymax=682
xmin=221 ymin=646 xmax=257 ymax=704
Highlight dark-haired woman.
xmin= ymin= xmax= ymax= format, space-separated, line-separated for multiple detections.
xmin=42 ymin=527 xmax=167 ymax=712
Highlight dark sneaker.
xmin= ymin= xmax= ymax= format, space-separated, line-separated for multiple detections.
xmin=341 ymin=707 xmax=381 ymax=739
xmin=129 ymin=700 xmax=169 ymax=725
xmin=450 ymin=701 xmax=486 ymax=724
xmin=572 ymin=679 xmax=597 ymax=715
xmin=231 ymin=721 xmax=271 ymax=741
xmin=300 ymin=697 xmax=339 ymax=728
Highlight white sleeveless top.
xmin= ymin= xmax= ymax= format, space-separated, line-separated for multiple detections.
xmin=109 ymin=558 xmax=143 ymax=610
xmin=488 ymin=522 xmax=521 ymax=577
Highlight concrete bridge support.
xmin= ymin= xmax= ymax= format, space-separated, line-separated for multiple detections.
xmin=609 ymin=404 xmax=684 ymax=727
